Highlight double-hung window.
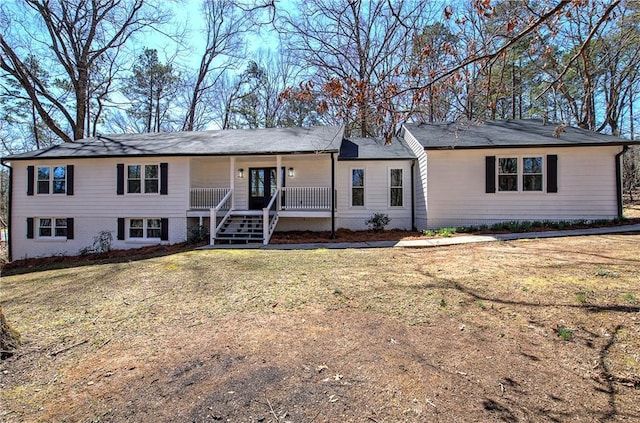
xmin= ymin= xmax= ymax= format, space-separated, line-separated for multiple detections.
xmin=498 ymin=158 xmax=518 ymax=192
xmin=38 ymin=218 xmax=67 ymax=238
xmin=390 ymin=169 xmax=403 ymax=207
xmin=127 ymin=164 xmax=159 ymax=194
xmin=129 ymin=218 xmax=161 ymax=239
xmin=351 ymin=168 xmax=365 ymax=207
xmin=37 ymin=166 xmax=66 ymax=194
xmin=522 ymin=157 xmax=543 ymax=191
xmin=497 ymin=157 xmax=543 ymax=192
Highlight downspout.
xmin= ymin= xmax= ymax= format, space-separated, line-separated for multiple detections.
xmin=1 ymin=161 xmax=12 ymax=262
xmin=615 ymin=145 xmax=628 ymax=219
xmin=411 ymin=160 xmax=416 ymax=232
xmin=331 ymin=152 xmax=336 ymax=239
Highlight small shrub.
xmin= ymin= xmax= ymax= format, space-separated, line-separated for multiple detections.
xmin=92 ymin=230 xmax=113 ymax=253
xmin=365 ymin=213 xmax=391 ymax=232
xmin=423 ymin=229 xmax=436 ymax=237
xmin=437 ymin=227 xmax=456 ymax=237
xmin=507 ymin=221 xmax=521 ymax=232
xmin=491 ymin=222 xmax=508 ymax=231
xmin=623 ymin=293 xmax=637 ymax=303
xmin=188 ymin=225 xmax=210 ymax=244
xmin=79 ymin=230 xmax=113 ymax=256
xmin=556 ymin=326 xmax=573 ymax=341
xmin=575 ymin=292 xmax=587 ymax=303
xmin=475 ymin=300 xmax=486 ymax=310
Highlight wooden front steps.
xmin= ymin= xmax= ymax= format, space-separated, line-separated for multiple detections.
xmin=215 ymin=213 xmax=264 ymax=244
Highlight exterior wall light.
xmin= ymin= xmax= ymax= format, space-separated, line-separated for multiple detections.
xmin=237 ymin=168 xmax=244 ymax=178
xmin=288 ymin=167 xmax=294 ymax=177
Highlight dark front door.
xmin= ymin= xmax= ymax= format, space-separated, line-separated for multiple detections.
xmin=249 ymin=167 xmax=277 ymax=209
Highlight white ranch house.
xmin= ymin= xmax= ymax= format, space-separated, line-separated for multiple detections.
xmin=1 ymin=119 xmax=633 ymax=260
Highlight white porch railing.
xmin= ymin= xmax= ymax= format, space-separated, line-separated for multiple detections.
xmin=281 ymin=187 xmax=332 ymax=210
xmin=211 ymin=189 xmax=234 ymax=244
xmin=263 ymin=188 xmax=280 ymax=245
xmin=190 ymin=188 xmax=230 ymax=209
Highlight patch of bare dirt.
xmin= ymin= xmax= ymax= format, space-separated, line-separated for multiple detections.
xmin=1 ymin=235 xmax=639 ymax=422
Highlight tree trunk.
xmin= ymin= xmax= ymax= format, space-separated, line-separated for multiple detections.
xmin=75 ymin=66 xmax=88 ymax=141
xmin=0 ymin=306 xmax=20 ymax=360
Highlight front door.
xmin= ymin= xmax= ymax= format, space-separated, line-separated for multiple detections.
xmin=249 ymin=167 xmax=277 ymax=209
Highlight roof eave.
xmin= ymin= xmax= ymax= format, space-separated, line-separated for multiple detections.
xmin=1 ymin=149 xmax=341 ymax=161
xmin=423 ymin=141 xmax=634 ymax=150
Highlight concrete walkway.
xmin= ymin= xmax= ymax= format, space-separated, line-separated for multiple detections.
xmin=204 ymin=223 xmax=640 ymax=251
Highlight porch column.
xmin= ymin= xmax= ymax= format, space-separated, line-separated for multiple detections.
xmin=229 ymin=156 xmax=236 ymax=208
xmin=276 ymin=154 xmax=282 ymax=210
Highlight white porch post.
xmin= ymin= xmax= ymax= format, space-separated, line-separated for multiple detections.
xmin=276 ymin=154 xmax=282 ymax=210
xmin=210 ymin=208 xmax=216 ymax=245
xmin=229 ymin=156 xmax=236 ymax=208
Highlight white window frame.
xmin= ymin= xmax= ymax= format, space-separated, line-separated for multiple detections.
xmin=36 ymin=165 xmax=66 ymax=195
xmin=37 ymin=217 xmax=67 ymax=239
xmin=126 ymin=164 xmax=159 ymax=194
xmin=389 ymin=168 xmax=404 ymax=208
xmin=497 ymin=156 xmax=545 ymax=193
xmin=128 ymin=218 xmax=161 ymax=240
xmin=350 ymin=168 xmax=365 ymax=208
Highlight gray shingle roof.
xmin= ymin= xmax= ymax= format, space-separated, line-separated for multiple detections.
xmin=338 ymin=136 xmax=416 ymax=160
xmin=3 ymin=126 xmax=345 ymax=161
xmin=404 ymin=119 xmax=632 ymax=149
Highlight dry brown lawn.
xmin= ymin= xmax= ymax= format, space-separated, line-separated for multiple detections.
xmin=1 ymin=234 xmax=640 ymax=422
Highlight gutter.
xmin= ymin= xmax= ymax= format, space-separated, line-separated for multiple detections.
xmin=615 ymin=145 xmax=628 ymax=219
xmin=1 ymin=161 xmax=12 ymax=262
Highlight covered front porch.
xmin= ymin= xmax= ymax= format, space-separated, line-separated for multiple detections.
xmin=186 ymin=153 xmax=336 ymax=244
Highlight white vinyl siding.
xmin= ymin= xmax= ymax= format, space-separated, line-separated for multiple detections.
xmin=401 ymin=127 xmax=428 ymax=229
xmin=11 ymin=158 xmax=190 ymax=258
xmin=425 ymin=146 xmax=622 ymax=228
xmin=336 ymin=160 xmax=413 ymax=231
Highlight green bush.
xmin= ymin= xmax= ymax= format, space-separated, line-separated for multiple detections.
xmin=188 ymin=225 xmax=210 ymax=244
xmin=365 ymin=213 xmax=391 ymax=232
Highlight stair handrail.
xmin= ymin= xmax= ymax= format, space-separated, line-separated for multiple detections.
xmin=263 ymin=188 xmax=280 ymax=244
xmin=211 ymin=189 xmax=234 ymax=244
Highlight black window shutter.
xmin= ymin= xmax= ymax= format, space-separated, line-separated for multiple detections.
xmin=485 ymin=156 xmax=496 ymax=193
xmin=66 ymin=165 xmax=74 ymax=195
xmin=66 ymin=218 xmax=74 ymax=239
xmin=27 ymin=217 xmax=34 ymax=239
xmin=160 ymin=218 xmax=169 ymax=241
xmin=160 ymin=162 xmax=168 ymax=195
xmin=547 ymin=155 xmax=558 ymax=193
xmin=116 ymin=164 xmax=124 ymax=195
xmin=117 ymin=218 xmax=125 ymax=240
xmin=27 ymin=166 xmax=34 ymax=196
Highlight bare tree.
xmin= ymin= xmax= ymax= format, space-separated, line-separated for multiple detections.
xmin=0 ymin=0 xmax=169 ymax=142
xmin=278 ymin=0 xmax=435 ymax=140
xmin=182 ymin=0 xmax=250 ymax=131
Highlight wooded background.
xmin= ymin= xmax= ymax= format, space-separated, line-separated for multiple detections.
xmin=1 ymin=0 xmax=639 ymax=220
